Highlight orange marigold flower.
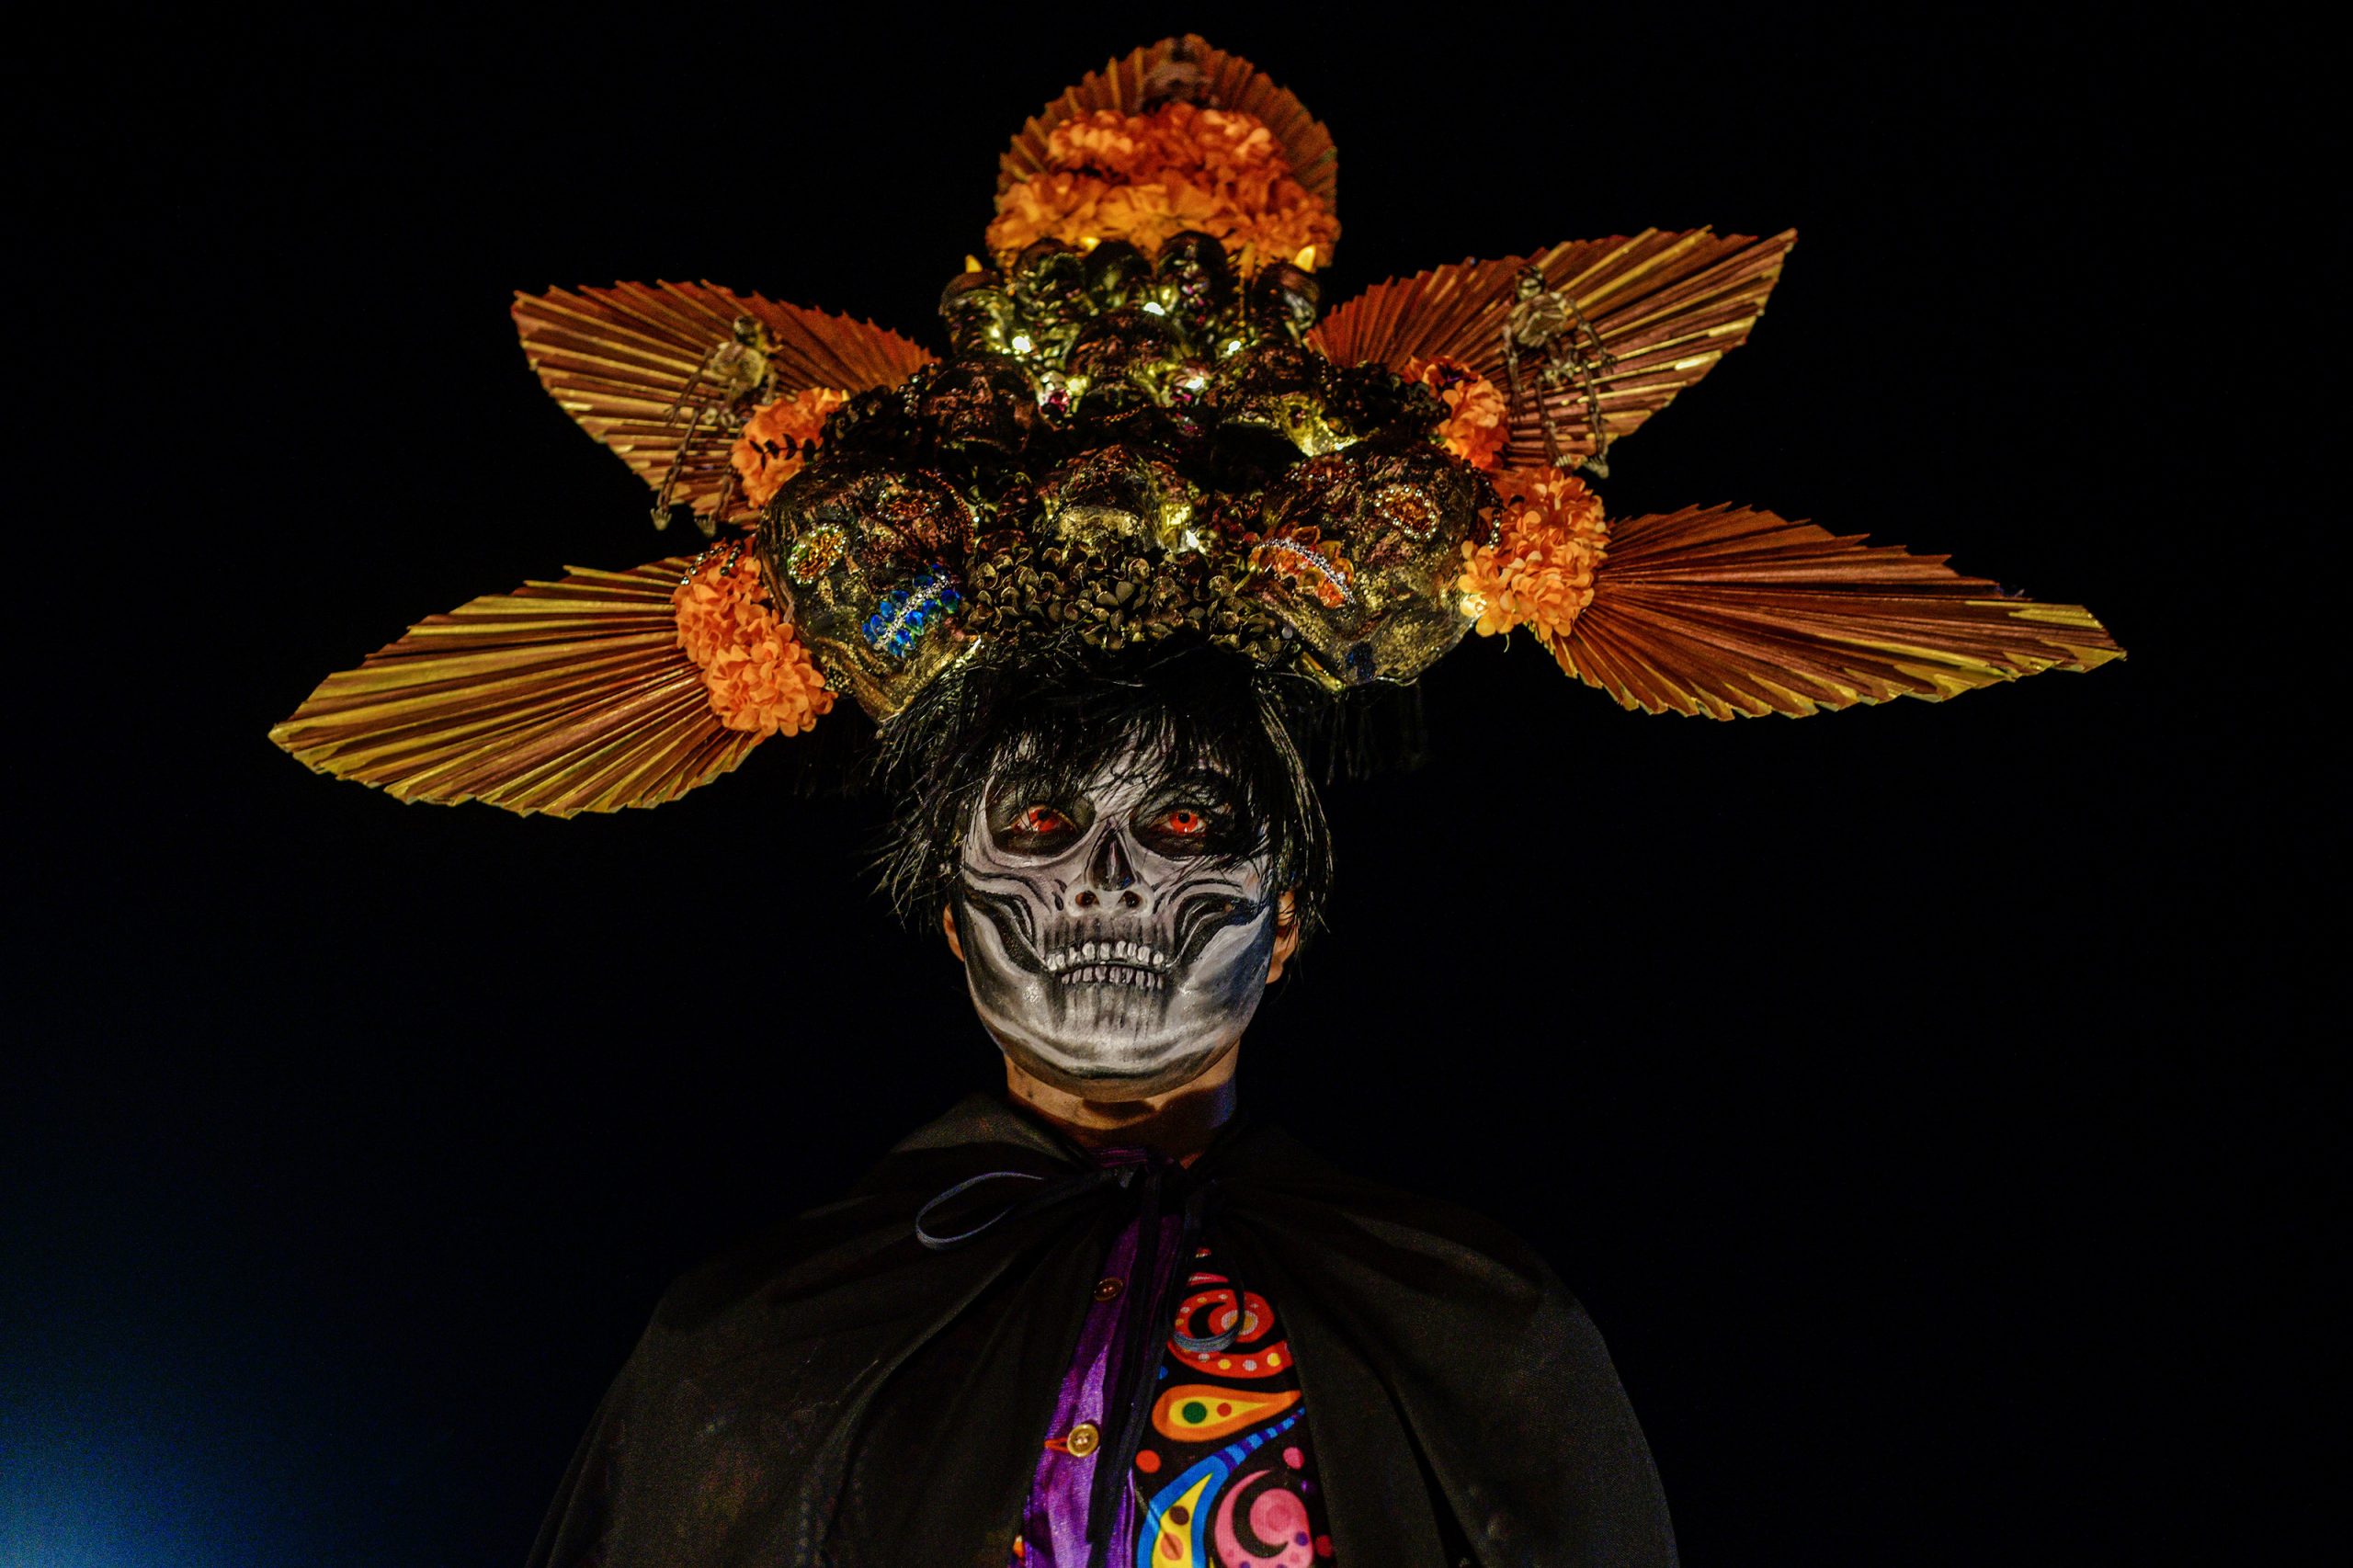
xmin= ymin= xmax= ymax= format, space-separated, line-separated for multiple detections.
xmin=1459 ymin=468 xmax=1610 ymax=646
xmin=1404 ymin=356 xmax=1509 ymax=472
xmin=730 ymin=388 xmax=849 ymax=512
xmin=985 ymin=101 xmax=1339 ymax=274
xmin=673 ymin=550 xmax=834 ymax=737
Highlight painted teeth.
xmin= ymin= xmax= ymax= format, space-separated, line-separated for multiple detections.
xmin=1044 ymin=942 xmax=1169 ymax=974
xmin=1044 ymin=955 xmax=1165 ymax=989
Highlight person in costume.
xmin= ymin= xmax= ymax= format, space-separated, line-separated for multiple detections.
xmin=269 ymin=38 xmax=2121 ymax=1565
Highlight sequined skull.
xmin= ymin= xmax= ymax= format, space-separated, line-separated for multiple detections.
xmin=1245 ymin=444 xmax=1490 ymax=687
xmin=1035 ymin=445 xmax=1206 ymax=555
xmin=759 ymin=462 xmax=976 ymax=718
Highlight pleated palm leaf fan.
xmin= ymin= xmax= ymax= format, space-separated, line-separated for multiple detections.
xmin=510 ymin=285 xmax=932 ymax=529
xmin=1552 ymin=507 xmax=2124 ymax=718
xmin=271 ymin=560 xmax=764 ymax=817
xmin=997 ymin=34 xmax=1338 ymax=212
xmin=1311 ymin=229 xmax=1798 ymax=470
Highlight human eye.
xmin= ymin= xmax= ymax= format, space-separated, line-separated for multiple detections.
xmin=993 ymin=801 xmax=1083 ymax=853
xmin=1134 ymin=785 xmax=1239 ymax=855
xmin=1154 ymin=805 xmax=1211 ymax=838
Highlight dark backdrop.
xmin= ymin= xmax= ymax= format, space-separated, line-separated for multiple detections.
xmin=10 ymin=6 xmax=2323 ymax=1566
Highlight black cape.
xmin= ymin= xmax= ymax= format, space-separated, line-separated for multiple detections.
xmin=528 ymin=1095 xmax=1677 ymax=1567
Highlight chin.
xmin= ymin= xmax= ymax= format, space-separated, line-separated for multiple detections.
xmin=998 ymin=1031 xmax=1232 ymax=1102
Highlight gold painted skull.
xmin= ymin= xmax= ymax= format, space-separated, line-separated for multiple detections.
xmin=1035 ymin=446 xmax=1207 ymax=555
xmin=758 ymin=463 xmax=977 ymax=719
xmin=1218 ymin=340 xmax=1347 ymax=456
xmin=1245 ymin=444 xmax=1490 ymax=687
xmin=938 ymin=270 xmax=1017 ymax=357
xmin=915 ymin=354 xmax=1040 ymax=457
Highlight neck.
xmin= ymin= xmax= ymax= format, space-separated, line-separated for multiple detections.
xmin=1004 ymin=1044 xmax=1240 ymax=1162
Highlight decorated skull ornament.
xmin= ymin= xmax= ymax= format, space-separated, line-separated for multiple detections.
xmin=915 ymin=354 xmax=1040 ymax=457
xmin=1035 ymin=445 xmax=1206 ymax=555
xmin=1245 ymin=444 xmax=1489 ymax=687
xmin=759 ymin=463 xmax=976 ymax=718
xmin=755 ymin=225 xmax=1498 ymax=713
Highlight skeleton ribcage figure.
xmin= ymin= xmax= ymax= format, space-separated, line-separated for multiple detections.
xmin=654 ymin=316 xmax=777 ymax=534
xmin=1501 ymin=267 xmax=1617 ymax=478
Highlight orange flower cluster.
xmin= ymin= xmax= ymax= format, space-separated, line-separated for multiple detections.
xmin=1404 ymin=356 xmax=1508 ymax=472
xmin=986 ymin=102 xmax=1340 ymax=273
xmin=673 ymin=550 xmax=834 ymax=736
xmin=1459 ymin=468 xmax=1610 ymax=653
xmin=730 ymin=388 xmax=849 ymax=511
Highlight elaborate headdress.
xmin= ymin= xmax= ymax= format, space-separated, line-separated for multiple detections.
xmin=273 ymin=36 xmax=2120 ymax=817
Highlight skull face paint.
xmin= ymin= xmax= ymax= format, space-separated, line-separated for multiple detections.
xmin=955 ymin=744 xmax=1280 ymax=1096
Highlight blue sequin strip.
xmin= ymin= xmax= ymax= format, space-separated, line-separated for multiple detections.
xmin=861 ymin=566 xmax=962 ymax=657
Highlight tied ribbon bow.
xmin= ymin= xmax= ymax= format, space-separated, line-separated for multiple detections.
xmin=912 ymin=1150 xmax=1225 ymax=1568
xmin=912 ymin=1163 xmax=1132 ymax=1250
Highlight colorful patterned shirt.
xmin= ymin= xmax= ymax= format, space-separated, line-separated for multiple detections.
xmin=1011 ymin=1151 xmax=1334 ymax=1568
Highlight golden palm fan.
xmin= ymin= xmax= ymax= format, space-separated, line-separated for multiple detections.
xmin=511 ymin=284 xmax=932 ymax=530
xmin=1556 ymin=507 xmax=2123 ymax=718
xmin=271 ymin=560 xmax=760 ymax=817
xmin=1312 ymin=229 xmax=1797 ymax=470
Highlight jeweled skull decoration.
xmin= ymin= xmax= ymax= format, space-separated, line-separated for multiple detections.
xmin=915 ymin=354 xmax=1040 ymax=457
xmin=938 ymin=269 xmax=1017 ymax=358
xmin=1036 ymin=445 xmax=1205 ymax=555
xmin=953 ymin=744 xmax=1281 ymax=1096
xmin=760 ymin=463 xmax=976 ymax=718
xmin=1245 ymin=444 xmax=1490 ymax=687
xmin=754 ymin=225 xmax=1501 ymax=717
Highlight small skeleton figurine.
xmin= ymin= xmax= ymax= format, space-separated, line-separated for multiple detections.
xmin=653 ymin=315 xmax=778 ymax=534
xmin=1501 ymin=266 xmax=1617 ymax=478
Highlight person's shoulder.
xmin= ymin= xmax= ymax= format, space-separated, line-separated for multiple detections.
xmin=642 ymin=1093 xmax=1073 ymax=1346
xmin=1221 ymin=1122 xmax=1562 ymax=1292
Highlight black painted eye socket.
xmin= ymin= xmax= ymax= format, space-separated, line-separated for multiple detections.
xmin=1132 ymin=792 xmax=1244 ymax=857
xmin=991 ymin=801 xmax=1086 ymax=855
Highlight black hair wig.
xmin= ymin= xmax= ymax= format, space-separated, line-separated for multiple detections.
xmin=872 ymin=639 xmax=1350 ymax=946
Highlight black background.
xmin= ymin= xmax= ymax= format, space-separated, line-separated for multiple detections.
xmin=9 ymin=6 xmax=2326 ymax=1565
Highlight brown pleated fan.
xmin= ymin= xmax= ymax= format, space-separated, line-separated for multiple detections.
xmin=998 ymin=35 xmax=1338 ymax=212
xmin=271 ymin=559 xmax=763 ymax=815
xmin=1554 ymin=506 xmax=2124 ymax=718
xmin=511 ymin=284 xmax=934 ymax=526
xmin=1311 ymin=230 xmax=1797 ymax=468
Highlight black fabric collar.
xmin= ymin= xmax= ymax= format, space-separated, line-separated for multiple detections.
xmin=527 ymin=1092 xmax=1677 ymax=1568
xmin=889 ymin=1089 xmax=1256 ymax=1164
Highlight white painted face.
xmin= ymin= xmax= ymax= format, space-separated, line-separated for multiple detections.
xmin=954 ymin=741 xmax=1279 ymax=1096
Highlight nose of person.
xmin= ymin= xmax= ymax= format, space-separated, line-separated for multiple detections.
xmin=1073 ymin=827 xmax=1142 ymax=910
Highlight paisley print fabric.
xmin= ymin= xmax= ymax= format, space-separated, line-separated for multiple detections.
xmin=1131 ymin=1243 xmax=1330 ymax=1566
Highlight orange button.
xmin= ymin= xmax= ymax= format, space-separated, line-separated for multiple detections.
xmin=1093 ymin=1276 xmax=1125 ymax=1302
xmin=1063 ymin=1421 xmax=1101 ymax=1457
